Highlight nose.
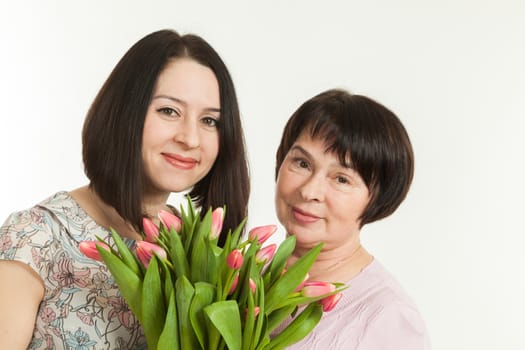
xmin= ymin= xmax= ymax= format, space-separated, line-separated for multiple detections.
xmin=173 ymin=118 xmax=200 ymax=149
xmin=299 ymin=173 xmax=325 ymax=202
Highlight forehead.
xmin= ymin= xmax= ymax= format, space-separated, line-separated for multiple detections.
xmin=293 ymin=132 xmax=353 ymax=167
xmin=156 ymin=58 xmax=217 ymax=88
xmin=153 ymin=58 xmax=220 ymax=106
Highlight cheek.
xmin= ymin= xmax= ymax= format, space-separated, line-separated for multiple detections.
xmin=205 ymin=134 xmax=220 ymax=160
xmin=333 ymin=193 xmax=369 ymax=225
xmin=275 ymin=172 xmax=289 ymax=200
xmin=142 ymin=115 xmax=166 ymax=149
xmin=275 ymin=170 xmax=299 ymax=206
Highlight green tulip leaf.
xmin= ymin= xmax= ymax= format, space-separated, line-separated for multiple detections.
xmin=267 ymin=235 xmax=296 ymax=288
xmin=167 ymin=227 xmax=189 ymax=279
xmin=265 ymin=243 xmax=323 ymax=313
xmin=157 ymin=290 xmax=180 ymax=350
xmin=242 ymin=291 xmax=256 ymax=350
xmin=109 ymin=228 xmax=141 ymax=276
xmin=191 ymin=232 xmax=208 ymax=281
xmin=227 ymin=217 xmax=247 ymax=250
xmin=204 ymin=300 xmax=242 ymax=350
xmin=266 ymin=303 xmax=323 ymax=350
xmin=266 ymin=304 xmax=297 ymax=333
xmin=158 ymin=258 xmax=174 ymax=307
xmin=176 ymin=276 xmax=199 ymax=349
xmin=141 ymin=256 xmax=165 ymax=350
xmin=97 ymin=246 xmax=143 ymax=320
xmin=252 ymin=278 xmax=266 ymax=350
xmin=189 ymin=282 xmax=216 ymax=349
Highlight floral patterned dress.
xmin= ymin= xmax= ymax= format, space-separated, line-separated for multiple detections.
xmin=0 ymin=192 xmax=146 ymax=350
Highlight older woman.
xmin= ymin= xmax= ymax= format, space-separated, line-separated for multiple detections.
xmin=273 ymin=89 xmax=431 ymax=349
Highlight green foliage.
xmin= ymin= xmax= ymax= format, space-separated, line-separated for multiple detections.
xmin=94 ymin=197 xmax=343 ymax=349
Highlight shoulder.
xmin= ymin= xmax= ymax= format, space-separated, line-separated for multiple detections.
xmin=0 ymin=191 xmax=81 ymax=261
xmin=355 ymin=301 xmax=431 ymax=349
xmin=1 ymin=192 xmax=73 ymax=234
xmin=346 ymin=259 xmax=418 ymax=308
xmin=343 ymin=260 xmax=431 ymax=349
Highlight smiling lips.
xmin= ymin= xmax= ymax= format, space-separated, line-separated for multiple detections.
xmin=292 ymin=207 xmax=321 ymax=224
xmin=162 ymin=153 xmax=198 ymax=170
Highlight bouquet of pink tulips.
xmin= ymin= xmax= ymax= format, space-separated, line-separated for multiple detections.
xmin=80 ymin=198 xmax=343 ymax=350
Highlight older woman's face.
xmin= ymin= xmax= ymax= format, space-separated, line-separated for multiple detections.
xmin=275 ymin=133 xmax=370 ymax=249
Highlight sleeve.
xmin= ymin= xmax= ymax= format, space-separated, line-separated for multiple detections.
xmin=356 ymin=302 xmax=432 ymax=350
xmin=0 ymin=208 xmax=57 ymax=280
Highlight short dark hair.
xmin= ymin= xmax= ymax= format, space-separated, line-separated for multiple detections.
xmin=83 ymin=29 xmax=249 ymax=243
xmin=275 ymin=89 xmax=414 ymax=227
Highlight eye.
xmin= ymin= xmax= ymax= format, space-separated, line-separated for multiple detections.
xmin=157 ymin=107 xmax=181 ymax=118
xmin=291 ymin=157 xmax=310 ymax=170
xmin=336 ymin=176 xmax=349 ymax=185
xmin=201 ymin=116 xmax=220 ymax=128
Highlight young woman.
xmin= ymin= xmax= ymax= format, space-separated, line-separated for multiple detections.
xmin=0 ymin=29 xmax=249 ymax=349
xmin=272 ymin=89 xmax=431 ymax=349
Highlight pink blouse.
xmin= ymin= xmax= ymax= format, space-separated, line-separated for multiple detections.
xmin=273 ymin=259 xmax=431 ymax=349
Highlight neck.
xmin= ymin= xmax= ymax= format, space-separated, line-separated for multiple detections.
xmin=141 ymin=191 xmax=172 ymax=225
xmin=70 ymin=186 xmax=142 ymax=240
xmin=290 ymin=236 xmax=373 ymax=283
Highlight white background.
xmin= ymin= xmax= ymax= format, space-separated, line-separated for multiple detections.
xmin=1 ymin=1 xmax=524 ymax=349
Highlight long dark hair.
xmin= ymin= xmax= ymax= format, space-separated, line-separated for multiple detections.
xmin=83 ymin=29 xmax=249 ymax=244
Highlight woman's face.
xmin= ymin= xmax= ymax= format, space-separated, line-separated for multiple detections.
xmin=275 ymin=133 xmax=370 ymax=249
xmin=142 ymin=58 xmax=220 ymax=197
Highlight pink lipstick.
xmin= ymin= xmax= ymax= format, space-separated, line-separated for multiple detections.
xmin=162 ymin=153 xmax=198 ymax=170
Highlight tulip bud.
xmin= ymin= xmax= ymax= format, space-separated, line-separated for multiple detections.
xmin=248 ymin=225 xmax=277 ymax=244
xmin=142 ymin=217 xmax=159 ymax=242
xmin=136 ymin=241 xmax=167 ymax=268
xmin=249 ymin=278 xmax=256 ymax=294
xmin=226 ymin=249 xmax=243 ymax=270
xmin=79 ymin=241 xmax=110 ymax=261
xmin=319 ymin=292 xmax=343 ymax=312
xmin=158 ymin=210 xmax=182 ymax=233
xmin=210 ymin=207 xmax=224 ymax=239
xmin=294 ymin=272 xmax=309 ymax=292
xmin=229 ymin=273 xmax=239 ymax=295
xmin=255 ymin=244 xmax=277 ymax=264
xmin=245 ymin=306 xmax=260 ymax=318
xmin=300 ymin=281 xmax=336 ymax=297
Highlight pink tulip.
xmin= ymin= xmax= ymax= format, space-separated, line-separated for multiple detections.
xmin=248 ymin=225 xmax=277 ymax=244
xmin=300 ymin=281 xmax=336 ymax=297
xmin=158 ymin=210 xmax=182 ymax=233
xmin=319 ymin=292 xmax=343 ymax=312
xmin=226 ymin=249 xmax=243 ymax=270
xmin=294 ymin=272 xmax=309 ymax=292
xmin=245 ymin=306 xmax=260 ymax=318
xmin=142 ymin=217 xmax=160 ymax=242
xmin=210 ymin=207 xmax=224 ymax=239
xmin=79 ymin=241 xmax=110 ymax=261
xmin=249 ymin=278 xmax=256 ymax=294
xmin=255 ymin=244 xmax=277 ymax=264
xmin=229 ymin=273 xmax=240 ymax=295
xmin=136 ymin=240 xmax=167 ymax=268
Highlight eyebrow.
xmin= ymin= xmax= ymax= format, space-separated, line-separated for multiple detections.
xmin=290 ymin=145 xmax=312 ymax=159
xmin=290 ymin=144 xmax=354 ymax=169
xmin=152 ymin=94 xmax=221 ymax=113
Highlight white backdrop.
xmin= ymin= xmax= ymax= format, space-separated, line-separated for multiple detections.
xmin=1 ymin=1 xmax=524 ymax=349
